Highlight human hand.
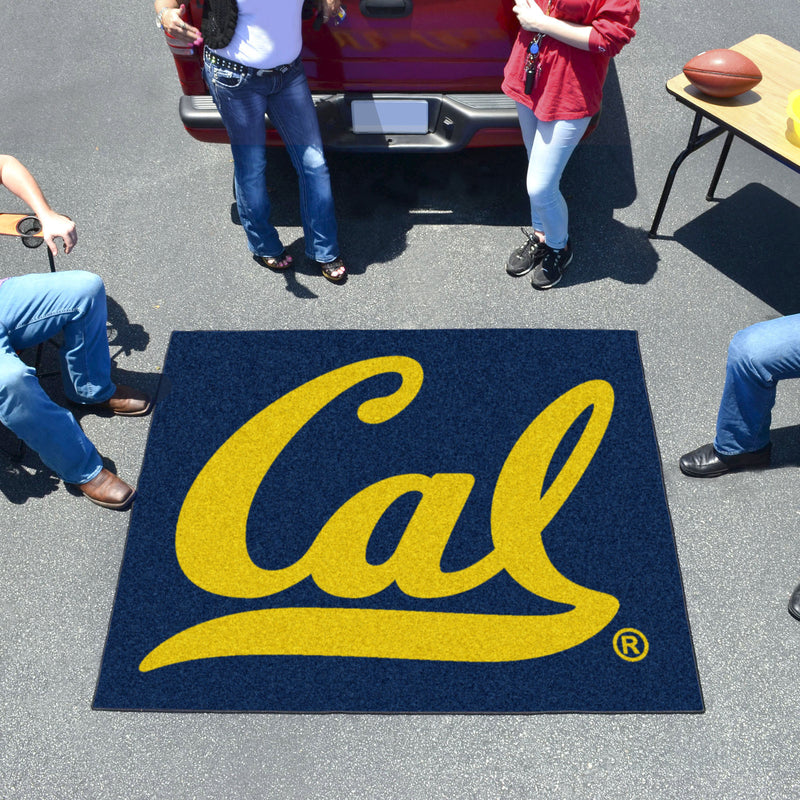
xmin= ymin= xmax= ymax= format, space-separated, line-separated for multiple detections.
xmin=513 ymin=0 xmax=549 ymax=33
xmin=316 ymin=0 xmax=342 ymax=24
xmin=40 ymin=211 xmax=77 ymax=255
xmin=160 ymin=4 xmax=203 ymax=46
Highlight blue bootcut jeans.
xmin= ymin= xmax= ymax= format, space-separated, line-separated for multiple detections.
xmin=714 ymin=314 xmax=800 ymax=455
xmin=0 ymin=271 xmax=115 ymax=484
xmin=204 ymin=55 xmax=340 ymax=264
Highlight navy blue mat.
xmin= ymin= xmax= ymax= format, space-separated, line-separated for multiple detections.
xmin=94 ymin=330 xmax=703 ymax=713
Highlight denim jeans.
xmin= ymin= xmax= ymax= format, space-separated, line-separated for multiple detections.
xmin=204 ymin=55 xmax=339 ymax=263
xmin=714 ymin=314 xmax=800 ymax=455
xmin=516 ymin=104 xmax=591 ymax=250
xmin=0 ymin=271 xmax=114 ymax=483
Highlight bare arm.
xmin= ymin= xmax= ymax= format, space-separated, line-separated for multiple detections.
xmin=0 ymin=154 xmax=77 ymax=255
xmin=317 ymin=0 xmax=343 ymax=22
xmin=154 ymin=1 xmax=202 ymax=45
xmin=512 ymin=0 xmax=592 ymax=51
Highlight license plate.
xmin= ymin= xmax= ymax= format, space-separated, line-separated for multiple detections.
xmin=350 ymin=100 xmax=429 ymax=134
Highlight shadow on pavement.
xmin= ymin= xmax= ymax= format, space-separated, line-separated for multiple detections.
xmin=260 ymin=61 xmax=657 ymax=286
xmin=763 ymin=424 xmax=800 ymax=468
xmin=673 ymin=182 xmax=800 ymax=315
xmin=560 ymin=60 xmax=659 ymax=287
xmin=0 ymin=459 xmax=60 ymax=504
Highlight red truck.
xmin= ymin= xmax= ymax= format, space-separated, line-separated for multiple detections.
xmin=165 ymin=0 xmax=525 ymax=152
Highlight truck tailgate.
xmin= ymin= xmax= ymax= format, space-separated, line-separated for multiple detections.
xmin=302 ymin=0 xmax=518 ymax=93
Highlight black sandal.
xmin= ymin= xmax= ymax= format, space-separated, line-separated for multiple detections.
xmin=255 ymin=250 xmax=293 ymax=271
xmin=317 ymin=257 xmax=347 ymax=283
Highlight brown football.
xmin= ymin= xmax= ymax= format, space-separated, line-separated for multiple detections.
xmin=683 ymin=49 xmax=762 ymax=98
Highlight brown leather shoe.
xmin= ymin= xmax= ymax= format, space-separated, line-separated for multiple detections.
xmin=95 ymin=385 xmax=152 ymax=416
xmin=77 ymin=468 xmax=136 ymax=510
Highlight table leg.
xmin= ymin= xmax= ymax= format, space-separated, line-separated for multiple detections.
xmin=649 ymin=112 xmax=728 ymax=238
xmin=706 ymin=131 xmax=734 ymax=201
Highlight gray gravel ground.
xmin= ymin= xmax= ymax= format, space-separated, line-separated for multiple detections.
xmin=2 ymin=1 xmax=800 ymax=798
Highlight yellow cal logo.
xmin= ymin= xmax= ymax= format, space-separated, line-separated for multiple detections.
xmin=140 ymin=356 xmax=619 ymax=672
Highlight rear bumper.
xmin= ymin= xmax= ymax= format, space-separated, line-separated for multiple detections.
xmin=179 ymin=92 xmax=522 ymax=152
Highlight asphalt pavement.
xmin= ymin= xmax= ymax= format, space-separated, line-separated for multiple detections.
xmin=2 ymin=1 xmax=800 ymax=798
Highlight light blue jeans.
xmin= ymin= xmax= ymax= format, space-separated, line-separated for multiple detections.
xmin=204 ymin=55 xmax=339 ymax=263
xmin=516 ymin=104 xmax=591 ymax=250
xmin=0 ymin=271 xmax=114 ymax=483
xmin=714 ymin=314 xmax=800 ymax=455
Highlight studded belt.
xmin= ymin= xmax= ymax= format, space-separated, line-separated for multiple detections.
xmin=204 ymin=49 xmax=297 ymax=76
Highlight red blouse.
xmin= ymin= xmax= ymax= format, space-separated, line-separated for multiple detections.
xmin=501 ymin=0 xmax=639 ymax=121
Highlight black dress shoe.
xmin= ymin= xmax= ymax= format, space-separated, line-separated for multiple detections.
xmin=679 ymin=442 xmax=771 ymax=478
xmin=789 ymin=583 xmax=800 ymax=621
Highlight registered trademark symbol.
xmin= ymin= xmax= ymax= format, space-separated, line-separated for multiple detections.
xmin=613 ymin=628 xmax=649 ymax=662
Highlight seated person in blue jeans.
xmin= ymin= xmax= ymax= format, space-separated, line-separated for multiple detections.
xmin=679 ymin=314 xmax=800 ymax=619
xmin=0 ymin=154 xmax=150 ymax=510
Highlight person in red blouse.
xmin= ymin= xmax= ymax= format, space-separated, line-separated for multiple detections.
xmin=502 ymin=0 xmax=639 ymax=289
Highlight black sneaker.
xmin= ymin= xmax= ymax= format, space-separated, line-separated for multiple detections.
xmin=506 ymin=229 xmax=545 ymax=277
xmin=531 ymin=239 xmax=573 ymax=290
